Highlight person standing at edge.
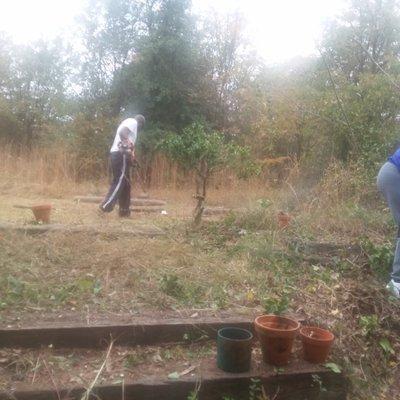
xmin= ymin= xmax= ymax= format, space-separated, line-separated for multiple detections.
xmin=100 ymin=115 xmax=145 ymax=217
xmin=377 ymin=146 xmax=400 ymax=298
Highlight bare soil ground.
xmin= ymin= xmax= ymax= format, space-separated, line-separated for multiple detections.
xmin=0 ymin=342 xmax=214 ymax=391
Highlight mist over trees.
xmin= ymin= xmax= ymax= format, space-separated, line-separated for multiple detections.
xmin=1 ymin=0 xmax=400 ymax=181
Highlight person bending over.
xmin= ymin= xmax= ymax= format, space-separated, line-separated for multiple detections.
xmin=99 ymin=115 xmax=145 ymax=217
xmin=377 ymin=146 xmax=400 ymax=297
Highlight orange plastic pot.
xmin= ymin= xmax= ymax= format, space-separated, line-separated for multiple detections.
xmin=300 ymin=326 xmax=334 ymax=364
xmin=254 ymin=315 xmax=300 ymax=366
xmin=31 ymin=204 xmax=52 ymax=224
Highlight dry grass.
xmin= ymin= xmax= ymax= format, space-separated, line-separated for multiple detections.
xmin=0 ymin=144 xmax=91 ymax=198
xmin=0 ymin=144 xmax=271 ymax=202
xmin=0 ymin=144 xmax=274 ymax=222
xmin=1 ymin=147 xmax=400 ymax=399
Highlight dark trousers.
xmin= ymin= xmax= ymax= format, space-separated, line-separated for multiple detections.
xmin=101 ymin=152 xmax=131 ymax=216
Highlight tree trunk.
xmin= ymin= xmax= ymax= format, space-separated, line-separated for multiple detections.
xmin=193 ymin=159 xmax=208 ymax=226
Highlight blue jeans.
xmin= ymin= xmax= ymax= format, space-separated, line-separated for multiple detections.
xmin=377 ymin=161 xmax=400 ymax=283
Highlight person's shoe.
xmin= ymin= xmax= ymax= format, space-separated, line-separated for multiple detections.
xmin=118 ymin=208 xmax=131 ymax=218
xmin=97 ymin=204 xmax=106 ymax=217
xmin=386 ymin=279 xmax=400 ymax=298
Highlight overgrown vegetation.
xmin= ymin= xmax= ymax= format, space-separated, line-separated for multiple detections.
xmin=1 ymin=0 xmax=400 ymax=184
xmin=1 ymin=171 xmax=399 ymax=398
xmin=2 ymin=0 xmax=400 ymax=399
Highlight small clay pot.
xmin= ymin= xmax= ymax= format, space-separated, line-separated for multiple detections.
xmin=31 ymin=204 xmax=52 ymax=224
xmin=277 ymin=212 xmax=291 ymax=229
xmin=300 ymin=326 xmax=334 ymax=364
xmin=254 ymin=315 xmax=300 ymax=366
xmin=217 ymin=327 xmax=253 ymax=373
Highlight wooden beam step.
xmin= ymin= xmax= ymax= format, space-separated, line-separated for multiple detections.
xmin=0 ymin=316 xmax=254 ymax=348
xmin=0 ymin=222 xmax=164 ymax=236
xmin=74 ymin=196 xmax=166 ymax=206
xmin=130 ymin=206 xmax=165 ymax=213
xmin=0 ymin=359 xmax=348 ymax=400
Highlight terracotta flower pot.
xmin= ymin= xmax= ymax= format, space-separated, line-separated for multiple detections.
xmin=300 ymin=326 xmax=334 ymax=364
xmin=31 ymin=204 xmax=52 ymax=224
xmin=254 ymin=315 xmax=300 ymax=366
xmin=277 ymin=212 xmax=291 ymax=229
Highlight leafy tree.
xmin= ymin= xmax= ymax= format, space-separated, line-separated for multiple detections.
xmin=321 ymin=0 xmax=400 ymax=82
xmin=0 ymin=97 xmax=22 ymax=142
xmin=198 ymin=12 xmax=251 ymax=130
xmin=135 ymin=123 xmax=166 ymax=188
xmin=113 ymin=0 xmax=204 ymax=128
xmin=3 ymin=39 xmax=69 ymax=146
xmin=162 ymin=122 xmax=257 ymax=224
xmin=0 ymin=33 xmax=12 ymax=91
xmin=318 ymin=71 xmax=400 ymax=166
xmin=78 ymin=0 xmax=143 ymax=108
xmin=0 ymin=35 xmax=20 ymax=141
xmin=110 ymin=0 xmax=208 ymax=186
xmin=72 ymin=113 xmax=117 ymax=179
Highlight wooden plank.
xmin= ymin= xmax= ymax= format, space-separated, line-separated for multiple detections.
xmin=133 ymin=200 xmax=166 ymax=206
xmin=0 ymin=359 xmax=348 ymax=400
xmin=203 ymin=207 xmax=231 ymax=216
xmin=0 ymin=222 xmax=164 ymax=237
xmin=0 ymin=317 xmax=255 ymax=348
xmin=131 ymin=206 xmax=164 ymax=213
xmin=74 ymin=196 xmax=166 ymax=206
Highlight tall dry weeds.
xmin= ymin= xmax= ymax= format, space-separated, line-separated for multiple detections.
xmin=0 ymin=143 xmax=90 ymax=197
xmin=0 ymin=144 xmax=275 ymax=201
